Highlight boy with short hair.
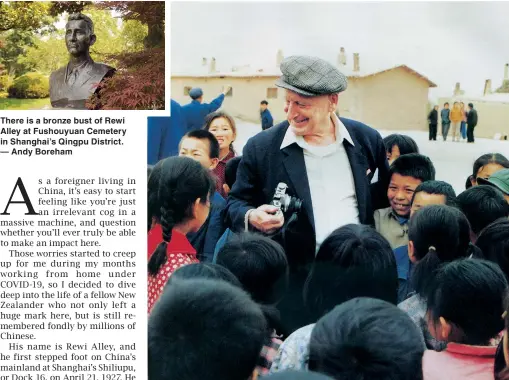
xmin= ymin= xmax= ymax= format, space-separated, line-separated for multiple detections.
xmin=148 ymin=278 xmax=267 ymax=380
xmin=395 ymin=180 xmax=457 ymax=302
xmin=374 ymin=153 xmax=436 ymax=249
xmin=178 ymin=130 xmax=226 ymax=261
xmin=456 ymin=185 xmax=509 ymax=241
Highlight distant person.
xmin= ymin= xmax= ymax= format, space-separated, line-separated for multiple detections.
xmin=440 ymin=102 xmax=451 ymax=141
xmin=467 ymin=153 xmax=509 ymax=187
xmin=422 ymin=259 xmax=507 ymax=380
xmin=374 ymin=153 xmax=435 ymax=249
xmin=147 ymin=100 xmax=186 ymax=164
xmin=466 ymin=102 xmax=478 ymax=143
xmin=460 ymin=101 xmax=467 ymax=141
xmin=203 ymin=111 xmax=237 ymax=198
xmin=178 ymin=130 xmax=227 ymax=262
xmin=456 ymin=185 xmax=509 ymax=241
xmin=449 ymin=102 xmax=462 ymax=142
xmin=478 ymin=168 xmax=509 ymax=203
xmin=383 ymin=134 xmax=420 ymax=165
xmin=428 ymin=105 xmax=439 ymax=141
xmin=181 ymin=86 xmax=231 ymax=132
xmin=260 ymin=100 xmax=274 ymax=130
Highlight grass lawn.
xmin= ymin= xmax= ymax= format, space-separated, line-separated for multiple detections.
xmin=0 ymin=98 xmax=50 ymax=110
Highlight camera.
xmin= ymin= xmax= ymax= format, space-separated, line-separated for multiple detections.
xmin=271 ymin=183 xmax=302 ymax=215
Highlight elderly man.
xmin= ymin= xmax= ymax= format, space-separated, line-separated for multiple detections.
xmin=50 ymin=13 xmax=115 ymax=109
xmin=181 ymin=86 xmax=231 ymax=132
xmin=224 ymin=55 xmax=389 ymax=332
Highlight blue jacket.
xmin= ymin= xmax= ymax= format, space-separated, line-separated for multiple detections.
xmin=181 ymin=94 xmax=225 ymax=132
xmin=187 ymin=191 xmax=226 ymax=262
xmin=440 ymin=108 xmax=450 ymax=124
xmin=212 ymin=228 xmax=235 ymax=263
xmin=147 ymin=100 xmax=186 ymax=165
xmin=261 ymin=109 xmax=274 ymax=130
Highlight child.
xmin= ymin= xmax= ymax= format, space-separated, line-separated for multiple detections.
xmin=395 ymin=180 xmax=457 ymax=302
xmin=478 ymin=168 xmax=509 ymax=203
xmin=449 ymin=102 xmax=463 ymax=142
xmin=271 ymin=225 xmax=398 ymax=373
xmin=398 ymin=205 xmax=480 ymax=351
xmin=456 ymin=185 xmax=509 ymax=241
xmin=383 ymin=134 xmax=419 ymax=165
xmin=203 ymin=111 xmax=238 ymax=198
xmin=468 ymin=153 xmax=509 ymax=187
xmin=216 ymin=232 xmax=289 ymax=375
xmin=423 ymin=259 xmax=507 ymax=380
xmin=374 ymin=153 xmax=436 ymax=249
xmin=148 ymin=278 xmax=267 ymax=380
xmin=213 ymin=156 xmax=242 ymax=260
xmin=147 ymin=156 xmax=214 ymax=313
xmin=475 ymin=218 xmax=509 ymax=280
xmin=494 ymin=299 xmax=509 ymax=380
xmin=178 ymin=129 xmax=227 ymax=262
xmin=308 ymin=298 xmax=425 ymax=380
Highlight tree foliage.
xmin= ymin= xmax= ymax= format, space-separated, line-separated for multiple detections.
xmin=87 ymin=47 xmax=164 ymax=110
xmin=0 ymin=2 xmax=55 ymax=32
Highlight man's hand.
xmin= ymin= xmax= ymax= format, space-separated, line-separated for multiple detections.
xmin=248 ymin=204 xmax=284 ymax=234
xmin=223 ymin=85 xmax=232 ymax=96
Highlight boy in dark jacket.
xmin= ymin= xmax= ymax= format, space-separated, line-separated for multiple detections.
xmin=440 ymin=102 xmax=451 ymax=141
xmin=466 ymin=103 xmax=478 ymax=143
xmin=178 ymin=130 xmax=226 ymax=262
xmin=428 ymin=105 xmax=439 ymax=141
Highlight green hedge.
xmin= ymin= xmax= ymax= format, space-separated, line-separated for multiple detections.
xmin=8 ymin=73 xmax=49 ymax=99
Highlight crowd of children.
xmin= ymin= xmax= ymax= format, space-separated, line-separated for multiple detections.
xmin=147 ymin=123 xmax=509 ymax=380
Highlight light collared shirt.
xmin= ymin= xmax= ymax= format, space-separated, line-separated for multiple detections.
xmin=281 ymin=114 xmax=359 ymax=252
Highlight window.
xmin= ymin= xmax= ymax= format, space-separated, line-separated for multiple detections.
xmin=184 ymin=86 xmax=192 ymax=96
xmin=267 ymin=88 xmax=278 ymax=99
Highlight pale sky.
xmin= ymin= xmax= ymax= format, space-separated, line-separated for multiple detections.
xmin=171 ymin=1 xmax=509 ymax=100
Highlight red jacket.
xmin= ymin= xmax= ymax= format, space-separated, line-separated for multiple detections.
xmin=147 ymin=224 xmax=198 ymax=314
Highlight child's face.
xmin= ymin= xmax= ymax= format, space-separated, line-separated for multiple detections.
xmin=179 ymin=137 xmax=218 ymax=170
xmin=386 ymin=145 xmax=400 ymax=165
xmin=472 ymin=163 xmax=505 ymax=186
xmin=388 ymin=173 xmax=422 ymax=217
xmin=410 ymin=191 xmax=446 ymax=218
xmin=208 ymin=117 xmax=235 ymax=153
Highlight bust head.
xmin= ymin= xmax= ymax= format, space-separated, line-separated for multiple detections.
xmin=65 ymin=13 xmax=96 ymax=57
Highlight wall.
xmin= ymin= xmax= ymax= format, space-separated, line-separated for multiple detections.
xmin=171 ymin=69 xmax=431 ymax=132
xmin=354 ymin=68 xmax=430 ymax=131
xmin=438 ymin=97 xmax=509 ymax=139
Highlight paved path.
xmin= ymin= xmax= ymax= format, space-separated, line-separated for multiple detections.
xmin=232 ymin=120 xmax=509 ymax=195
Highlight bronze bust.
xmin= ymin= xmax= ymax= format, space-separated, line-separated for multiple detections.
xmin=49 ymin=13 xmax=115 ymax=109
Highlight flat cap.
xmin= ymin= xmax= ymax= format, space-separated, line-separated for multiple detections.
xmin=275 ymin=55 xmax=348 ymax=96
xmin=189 ymin=87 xmax=203 ymax=99
xmin=478 ymin=168 xmax=509 ymax=195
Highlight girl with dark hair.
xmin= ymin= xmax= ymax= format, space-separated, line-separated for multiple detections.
xmin=270 ymin=224 xmax=398 ymax=373
xmin=423 ymin=259 xmax=507 ymax=379
xmin=382 ymin=134 xmax=419 ymax=165
xmin=468 ymin=153 xmax=509 ymax=188
xmin=495 ymin=299 xmax=509 ymax=380
xmin=203 ymin=111 xmax=237 ymax=198
xmin=399 ymin=204 xmax=481 ymax=351
xmin=147 ymin=156 xmax=214 ymax=313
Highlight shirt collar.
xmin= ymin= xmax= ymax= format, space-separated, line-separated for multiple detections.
xmin=280 ymin=113 xmax=354 ymax=150
xmin=446 ymin=342 xmax=498 ymax=357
